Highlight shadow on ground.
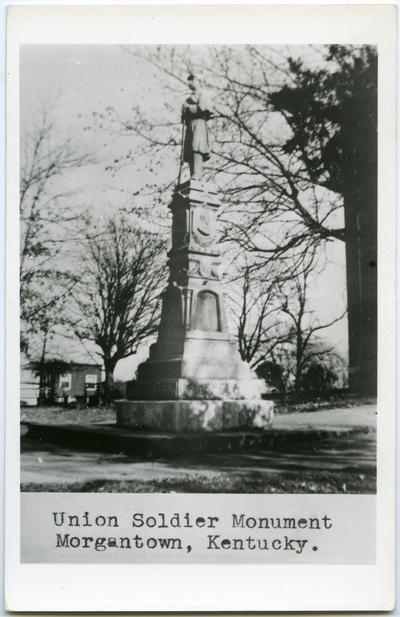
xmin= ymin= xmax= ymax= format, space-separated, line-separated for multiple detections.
xmin=20 ymin=426 xmax=376 ymax=494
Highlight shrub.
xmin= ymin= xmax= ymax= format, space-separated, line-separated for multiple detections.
xmin=301 ymin=362 xmax=337 ymax=396
xmin=255 ymin=361 xmax=286 ymax=394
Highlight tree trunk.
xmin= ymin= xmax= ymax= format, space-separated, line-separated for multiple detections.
xmin=294 ymin=363 xmax=302 ymax=395
xmin=344 ymin=176 xmax=377 ymax=394
xmin=294 ymin=331 xmax=303 ymax=396
xmin=103 ymin=357 xmax=117 ymax=405
xmin=38 ymin=330 xmax=48 ymax=405
xmin=343 ymin=68 xmax=377 ymax=395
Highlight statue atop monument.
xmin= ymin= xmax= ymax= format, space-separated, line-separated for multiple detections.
xmin=181 ymin=73 xmax=214 ymax=179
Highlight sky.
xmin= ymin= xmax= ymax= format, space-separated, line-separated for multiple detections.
xmin=20 ymin=44 xmax=348 ymax=380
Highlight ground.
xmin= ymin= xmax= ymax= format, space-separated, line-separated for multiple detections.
xmin=20 ymin=400 xmax=376 ymax=494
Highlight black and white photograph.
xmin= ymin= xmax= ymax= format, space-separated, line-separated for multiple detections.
xmin=5 ymin=4 xmax=396 ymax=612
xmin=20 ymin=42 xmax=377 ymax=495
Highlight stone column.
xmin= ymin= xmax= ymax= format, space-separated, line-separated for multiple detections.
xmin=115 ymin=179 xmax=274 ymax=431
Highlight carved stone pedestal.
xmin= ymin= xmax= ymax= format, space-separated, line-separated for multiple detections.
xmin=115 ymin=179 xmax=274 ymax=432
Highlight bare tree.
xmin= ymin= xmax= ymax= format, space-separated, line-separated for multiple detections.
xmin=72 ymin=215 xmax=166 ymax=401
xmin=276 ymin=264 xmax=346 ymax=393
xmin=229 ymin=264 xmax=290 ymax=370
xmin=30 ymin=307 xmax=68 ymax=404
xmin=20 ymin=103 xmax=93 ymax=331
xmin=228 ymin=250 xmax=345 ymax=394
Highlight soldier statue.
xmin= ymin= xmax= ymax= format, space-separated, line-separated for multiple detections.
xmin=181 ymin=73 xmax=214 ymax=179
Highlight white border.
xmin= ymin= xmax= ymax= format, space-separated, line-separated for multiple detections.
xmin=5 ymin=4 xmax=397 ymax=611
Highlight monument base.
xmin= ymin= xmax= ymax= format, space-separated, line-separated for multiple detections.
xmin=126 ymin=377 xmax=266 ymax=400
xmin=115 ymin=399 xmax=274 ymax=433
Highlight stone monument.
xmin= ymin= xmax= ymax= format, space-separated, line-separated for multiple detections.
xmin=115 ymin=74 xmax=273 ymax=432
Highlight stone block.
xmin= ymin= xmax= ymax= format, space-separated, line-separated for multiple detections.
xmin=137 ymin=337 xmax=254 ymax=380
xmin=126 ymin=378 xmax=266 ymax=400
xmin=115 ymin=399 xmax=274 ymax=433
xmin=172 ymin=178 xmax=221 ymax=208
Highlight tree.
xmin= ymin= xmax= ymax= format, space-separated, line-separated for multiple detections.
xmin=276 ymin=264 xmax=346 ymax=394
xmin=31 ymin=358 xmax=71 ymax=405
xmin=24 ymin=296 xmax=69 ymax=403
xmin=20 ymin=104 xmax=93 ymax=343
xmin=269 ymin=46 xmax=377 ymax=200
xmin=20 ymin=281 xmax=78 ymax=402
xmin=73 ymin=216 xmax=166 ymax=401
xmin=229 ymin=263 xmax=290 ymax=370
xmin=269 ymin=45 xmax=377 ymax=393
xmin=228 ymin=245 xmax=346 ymax=395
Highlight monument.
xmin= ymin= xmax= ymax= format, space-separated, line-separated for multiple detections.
xmin=115 ymin=74 xmax=273 ymax=432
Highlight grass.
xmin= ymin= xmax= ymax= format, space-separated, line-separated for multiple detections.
xmin=21 ymin=468 xmax=375 ymax=494
xmin=21 ymin=405 xmax=116 ymax=425
xmin=272 ymin=394 xmax=377 ymax=415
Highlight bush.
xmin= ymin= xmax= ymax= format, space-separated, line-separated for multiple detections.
xmin=256 ymin=361 xmax=286 ymax=394
xmin=301 ymin=362 xmax=337 ymax=396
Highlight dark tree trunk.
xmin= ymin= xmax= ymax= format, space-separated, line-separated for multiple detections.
xmin=294 ymin=330 xmax=303 ymax=395
xmin=344 ymin=190 xmax=377 ymax=394
xmin=343 ymin=97 xmax=377 ymax=395
xmin=342 ymin=54 xmax=377 ymax=395
xmin=294 ymin=356 xmax=302 ymax=395
xmin=103 ymin=357 xmax=117 ymax=404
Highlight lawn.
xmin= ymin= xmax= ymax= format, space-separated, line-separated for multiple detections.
xmin=21 ymin=468 xmax=376 ymax=494
xmin=21 ymin=405 xmax=116 ymax=425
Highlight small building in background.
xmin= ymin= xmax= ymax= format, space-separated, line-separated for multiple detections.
xmin=55 ymin=363 xmax=102 ymax=406
xmin=20 ymin=353 xmax=102 ymax=407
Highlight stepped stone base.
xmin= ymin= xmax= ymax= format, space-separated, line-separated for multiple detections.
xmin=126 ymin=378 xmax=266 ymax=401
xmin=115 ymin=399 xmax=274 ymax=433
xmin=137 ymin=337 xmax=253 ymax=381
